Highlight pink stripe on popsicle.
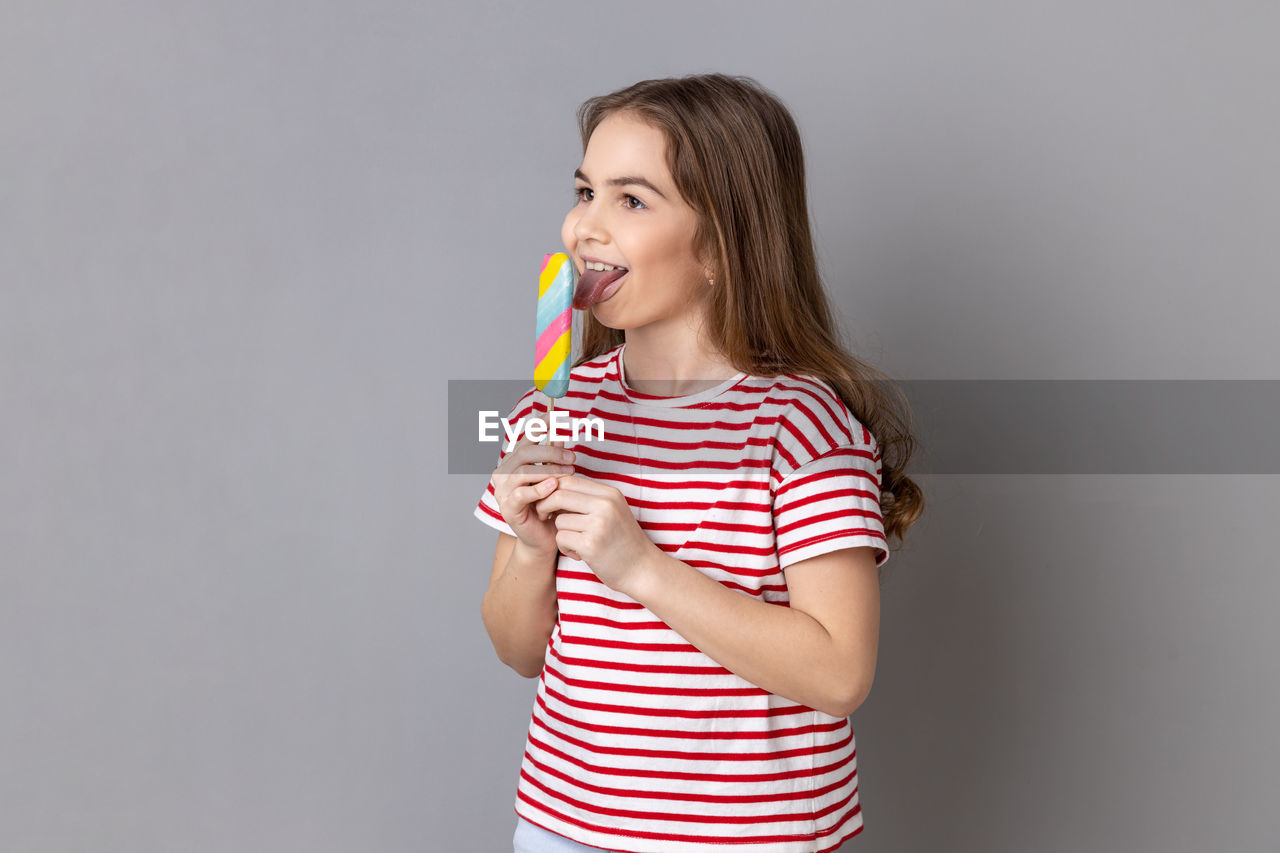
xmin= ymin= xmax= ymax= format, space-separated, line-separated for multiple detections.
xmin=534 ymin=310 xmax=571 ymax=360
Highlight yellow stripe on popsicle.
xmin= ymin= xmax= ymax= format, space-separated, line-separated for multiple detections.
xmin=535 ymin=252 xmax=576 ymax=400
xmin=539 ymin=260 xmax=562 ymax=299
xmin=534 ymin=329 xmax=571 ymax=391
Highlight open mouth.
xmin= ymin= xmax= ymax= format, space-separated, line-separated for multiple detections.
xmin=573 ymin=266 xmax=629 ymax=309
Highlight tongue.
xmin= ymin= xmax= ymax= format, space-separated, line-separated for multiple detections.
xmin=573 ymin=267 xmax=628 ymax=309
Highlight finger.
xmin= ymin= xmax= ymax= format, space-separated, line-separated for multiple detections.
xmin=533 ymin=487 xmax=571 ymax=523
xmin=513 ymin=430 xmax=574 ymax=464
xmin=543 ymin=474 xmax=607 ymax=495
xmin=546 ymin=504 xmax=587 ymax=532
xmin=514 ymin=429 xmax=554 ymax=459
xmin=532 ymin=486 xmax=557 ymax=520
xmin=494 ymin=467 xmax=570 ymax=510
xmin=534 ymin=485 xmax=593 ymax=517
xmin=502 ymin=439 xmax=572 ymax=472
xmin=496 ymin=432 xmax=532 ymax=472
xmin=531 ymin=478 xmax=563 ymax=519
xmin=555 ymin=529 xmax=583 ymax=560
xmin=503 ymin=478 xmax=559 ymax=515
xmin=515 ymin=462 xmax=574 ymax=481
xmin=534 ymin=442 xmax=574 ymax=465
xmin=513 ymin=429 xmax=539 ymax=452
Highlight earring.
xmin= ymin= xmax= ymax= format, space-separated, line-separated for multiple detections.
xmin=708 ymin=277 xmax=715 ymax=286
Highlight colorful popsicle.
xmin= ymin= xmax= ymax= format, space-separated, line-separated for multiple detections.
xmin=535 ymin=253 xmax=575 ymax=401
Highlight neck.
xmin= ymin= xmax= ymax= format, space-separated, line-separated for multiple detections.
xmin=621 ymin=331 xmax=738 ymax=397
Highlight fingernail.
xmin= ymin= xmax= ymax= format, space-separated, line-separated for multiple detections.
xmin=560 ymin=450 xmax=574 ymax=462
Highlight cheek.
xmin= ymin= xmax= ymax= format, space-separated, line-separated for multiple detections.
xmin=561 ymin=211 xmax=579 ymax=250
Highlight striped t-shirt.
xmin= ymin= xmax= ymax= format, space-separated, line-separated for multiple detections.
xmin=474 ymin=343 xmax=888 ymax=853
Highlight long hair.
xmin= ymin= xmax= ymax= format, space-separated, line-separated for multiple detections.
xmin=572 ymin=73 xmax=924 ymax=563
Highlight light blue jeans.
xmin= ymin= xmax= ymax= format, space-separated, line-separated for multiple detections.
xmin=513 ymin=816 xmax=618 ymax=853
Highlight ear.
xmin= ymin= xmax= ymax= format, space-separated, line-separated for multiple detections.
xmin=700 ymin=251 xmax=718 ymax=283
xmin=694 ymin=235 xmax=719 ymax=278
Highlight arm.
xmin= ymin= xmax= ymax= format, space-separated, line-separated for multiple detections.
xmin=620 ymin=545 xmax=881 ymax=718
xmin=480 ymin=532 xmax=558 ymax=678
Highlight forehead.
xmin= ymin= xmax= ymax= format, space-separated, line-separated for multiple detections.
xmin=581 ymin=112 xmax=671 ymax=182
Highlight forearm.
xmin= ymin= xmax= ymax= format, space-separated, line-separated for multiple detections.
xmin=481 ymin=542 xmax=558 ymax=678
xmin=621 ymin=550 xmax=860 ymax=718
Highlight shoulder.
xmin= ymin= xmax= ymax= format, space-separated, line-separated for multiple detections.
xmin=570 ymin=345 xmax=622 ymax=381
xmin=763 ymin=373 xmax=878 ymax=482
xmin=558 ymin=345 xmax=622 ymax=405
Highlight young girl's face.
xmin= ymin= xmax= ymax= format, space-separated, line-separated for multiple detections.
xmin=562 ymin=111 xmax=710 ymax=331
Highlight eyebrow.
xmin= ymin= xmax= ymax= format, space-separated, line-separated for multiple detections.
xmin=574 ymin=168 xmax=668 ymax=201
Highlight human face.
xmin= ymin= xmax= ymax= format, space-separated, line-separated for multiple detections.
xmin=561 ymin=111 xmax=710 ymax=331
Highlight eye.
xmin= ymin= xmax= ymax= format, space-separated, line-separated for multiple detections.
xmin=624 ymin=194 xmax=646 ymax=210
xmin=574 ymin=186 xmax=593 ymax=203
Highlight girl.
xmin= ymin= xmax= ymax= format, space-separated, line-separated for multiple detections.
xmin=476 ymin=73 xmax=923 ymax=853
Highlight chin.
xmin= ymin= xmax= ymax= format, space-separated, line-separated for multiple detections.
xmin=590 ymin=307 xmax=626 ymax=331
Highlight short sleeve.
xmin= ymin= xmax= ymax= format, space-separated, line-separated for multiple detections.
xmin=773 ymin=441 xmax=889 ymax=569
xmin=473 ymin=387 xmax=543 ymax=538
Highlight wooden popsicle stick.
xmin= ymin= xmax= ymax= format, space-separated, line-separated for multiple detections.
xmin=540 ymin=396 xmax=555 ymax=445
xmin=539 ymin=395 xmax=564 ymax=524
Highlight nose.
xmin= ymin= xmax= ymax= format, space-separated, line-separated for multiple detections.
xmin=571 ymin=193 xmax=608 ymax=248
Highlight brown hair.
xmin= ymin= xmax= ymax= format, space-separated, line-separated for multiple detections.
xmin=573 ymin=73 xmax=924 ymax=567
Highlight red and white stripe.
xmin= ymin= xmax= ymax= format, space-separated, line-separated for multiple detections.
xmin=475 ymin=344 xmax=887 ymax=853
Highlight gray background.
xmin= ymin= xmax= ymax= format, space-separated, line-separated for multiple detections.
xmin=3 ymin=1 xmax=1278 ymax=851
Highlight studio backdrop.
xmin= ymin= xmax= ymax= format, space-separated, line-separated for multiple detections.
xmin=2 ymin=2 xmax=1278 ymax=851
